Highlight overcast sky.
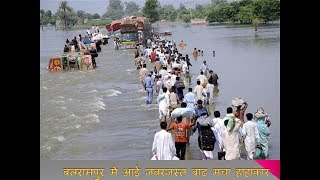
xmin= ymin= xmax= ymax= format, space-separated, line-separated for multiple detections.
xmin=40 ymin=0 xmax=214 ymax=15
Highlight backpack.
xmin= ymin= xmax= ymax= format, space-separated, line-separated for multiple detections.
xmin=200 ymin=128 xmax=216 ymax=151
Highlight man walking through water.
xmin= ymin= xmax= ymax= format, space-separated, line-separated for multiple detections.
xmin=143 ymin=72 xmax=154 ymax=105
xmin=184 ymin=88 xmax=196 ymax=110
xmin=241 ymin=113 xmax=259 ymax=160
xmin=206 ymin=70 xmax=215 ymax=104
xmin=152 ymin=121 xmax=176 ymax=160
xmin=221 ymin=107 xmax=242 ymax=160
xmin=157 ymin=87 xmax=169 ymax=123
xmin=167 ymin=116 xmax=195 ymax=160
xmin=193 ymin=48 xmax=198 ymax=61
xmin=139 ymin=64 xmax=148 ymax=90
xmin=200 ymin=61 xmax=209 ymax=76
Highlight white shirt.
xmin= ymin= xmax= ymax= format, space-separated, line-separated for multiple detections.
xmin=159 ymin=69 xmax=167 ymax=79
xmin=211 ymin=118 xmax=225 ymax=150
xmin=152 ymin=129 xmax=176 ymax=160
xmin=183 ymin=92 xmax=196 ymax=110
xmin=221 ymin=115 xmax=241 ymax=160
xmin=202 ymin=88 xmax=208 ymax=97
xmin=242 ymin=121 xmax=259 ymax=154
xmin=194 ymin=85 xmax=204 ymax=100
xmin=170 ymin=74 xmax=177 ymax=87
xmin=200 ymin=64 xmax=209 ymax=74
xmin=159 ymin=53 xmax=165 ymax=62
xmin=147 ymin=39 xmax=151 ymax=45
xmin=196 ymin=75 xmax=208 ymax=86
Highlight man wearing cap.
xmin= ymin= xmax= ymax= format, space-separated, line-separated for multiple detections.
xmin=143 ymin=72 xmax=154 ymax=105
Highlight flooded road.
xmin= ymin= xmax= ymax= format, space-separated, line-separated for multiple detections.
xmin=40 ymin=23 xmax=280 ymax=160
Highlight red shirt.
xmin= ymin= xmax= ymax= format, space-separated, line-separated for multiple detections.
xmin=150 ymin=51 xmax=156 ymax=62
xmin=170 ymin=123 xmax=191 ymax=142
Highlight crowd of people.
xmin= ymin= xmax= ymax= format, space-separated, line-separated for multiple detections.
xmin=130 ymin=34 xmax=271 ymax=160
xmin=60 ymin=27 xmax=109 ymax=69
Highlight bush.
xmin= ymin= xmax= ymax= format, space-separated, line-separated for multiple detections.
xmin=71 ymin=19 xmax=112 ymax=30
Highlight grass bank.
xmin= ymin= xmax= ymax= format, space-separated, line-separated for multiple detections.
xmin=70 ymin=19 xmax=112 ymax=30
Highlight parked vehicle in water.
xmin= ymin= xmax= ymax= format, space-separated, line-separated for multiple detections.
xmin=106 ymin=16 xmax=152 ymax=49
xmin=118 ymin=17 xmax=138 ymax=49
xmin=47 ymin=51 xmax=97 ymax=72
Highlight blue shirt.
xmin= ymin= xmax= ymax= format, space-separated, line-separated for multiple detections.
xmin=195 ymin=107 xmax=209 ymax=119
xmin=143 ymin=49 xmax=148 ymax=56
xmin=83 ymin=36 xmax=91 ymax=44
xmin=144 ymin=76 xmax=154 ymax=88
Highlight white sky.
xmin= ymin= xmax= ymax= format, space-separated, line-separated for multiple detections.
xmin=40 ymin=0 xmax=214 ymax=15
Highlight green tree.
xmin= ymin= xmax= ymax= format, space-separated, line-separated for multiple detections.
xmin=125 ymin=1 xmax=140 ymax=16
xmin=202 ymin=3 xmax=214 ymax=16
xmin=142 ymin=0 xmax=160 ymax=23
xmin=41 ymin=10 xmax=54 ymax=25
xmin=68 ymin=11 xmax=78 ymax=26
xmin=206 ymin=7 xmax=227 ymax=23
xmin=192 ymin=4 xmax=208 ymax=19
xmin=211 ymin=0 xmax=228 ymax=8
xmin=76 ymin=10 xmax=86 ymax=24
xmin=40 ymin=9 xmax=45 ymax=26
xmin=195 ymin=4 xmax=203 ymax=11
xmin=252 ymin=17 xmax=261 ymax=31
xmin=236 ymin=5 xmax=254 ymax=23
xmin=57 ymin=1 xmax=73 ymax=30
xmin=86 ymin=13 xmax=93 ymax=20
xmin=159 ymin=5 xmax=177 ymax=22
xmin=92 ymin=13 xmax=100 ymax=19
xmin=105 ymin=0 xmax=124 ymax=20
xmin=179 ymin=3 xmax=187 ymax=12
xmin=191 ymin=9 xmax=206 ymax=19
xmin=44 ymin=10 xmax=52 ymax=18
xmin=181 ymin=14 xmax=191 ymax=23
xmin=50 ymin=14 xmax=57 ymax=25
xmin=239 ymin=0 xmax=253 ymax=7
xmin=177 ymin=3 xmax=189 ymax=20
xmin=258 ymin=0 xmax=280 ymax=23
xmin=225 ymin=2 xmax=240 ymax=23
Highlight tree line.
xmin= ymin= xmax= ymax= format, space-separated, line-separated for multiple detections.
xmin=40 ymin=1 xmax=102 ymax=30
xmin=142 ymin=0 xmax=280 ymax=24
xmin=41 ymin=0 xmax=279 ymax=30
xmin=103 ymin=0 xmax=279 ymax=24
